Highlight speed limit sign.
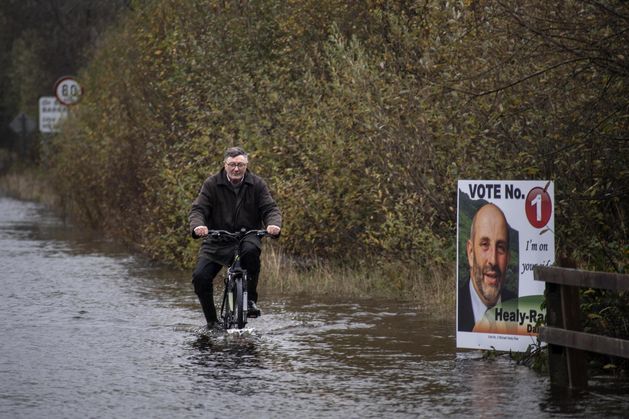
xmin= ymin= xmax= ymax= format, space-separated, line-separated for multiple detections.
xmin=54 ymin=76 xmax=83 ymax=106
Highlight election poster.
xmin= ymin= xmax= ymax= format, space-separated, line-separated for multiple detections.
xmin=456 ymin=180 xmax=555 ymax=352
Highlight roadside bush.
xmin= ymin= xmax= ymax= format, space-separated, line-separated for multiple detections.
xmin=48 ymin=0 xmax=627 ymax=288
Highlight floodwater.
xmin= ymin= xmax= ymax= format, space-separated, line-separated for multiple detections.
xmin=1 ymin=195 xmax=628 ymax=419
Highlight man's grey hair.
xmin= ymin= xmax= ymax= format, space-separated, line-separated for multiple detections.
xmin=224 ymin=146 xmax=248 ymax=161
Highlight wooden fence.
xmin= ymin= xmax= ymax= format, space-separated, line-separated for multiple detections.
xmin=533 ymin=266 xmax=629 ymax=389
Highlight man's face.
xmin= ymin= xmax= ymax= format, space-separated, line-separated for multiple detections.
xmin=224 ymin=155 xmax=248 ymax=182
xmin=467 ymin=205 xmax=510 ymax=307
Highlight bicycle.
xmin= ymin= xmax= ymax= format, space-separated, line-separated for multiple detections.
xmin=204 ymin=229 xmax=269 ymax=330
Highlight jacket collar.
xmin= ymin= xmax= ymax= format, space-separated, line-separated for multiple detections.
xmin=218 ymin=168 xmax=253 ymax=186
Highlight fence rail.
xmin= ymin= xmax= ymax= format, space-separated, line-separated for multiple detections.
xmin=533 ymin=266 xmax=629 ymax=389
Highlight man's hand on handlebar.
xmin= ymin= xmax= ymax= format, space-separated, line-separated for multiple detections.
xmin=266 ymin=225 xmax=281 ymax=237
xmin=194 ymin=226 xmax=209 ymax=237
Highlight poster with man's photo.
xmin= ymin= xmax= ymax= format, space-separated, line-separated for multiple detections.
xmin=456 ymin=180 xmax=555 ymax=352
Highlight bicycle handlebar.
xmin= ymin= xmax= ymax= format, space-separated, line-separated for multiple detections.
xmin=202 ymin=229 xmax=270 ymax=241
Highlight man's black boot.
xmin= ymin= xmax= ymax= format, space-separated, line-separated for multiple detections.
xmin=198 ymin=292 xmax=218 ymax=327
xmin=247 ymin=300 xmax=261 ymax=318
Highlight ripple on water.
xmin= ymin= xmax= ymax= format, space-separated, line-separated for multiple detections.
xmin=2 ymin=195 xmax=629 ymax=418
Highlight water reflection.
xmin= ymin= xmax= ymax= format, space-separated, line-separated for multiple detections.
xmin=1 ymin=194 xmax=628 ymax=418
xmin=186 ymin=331 xmax=264 ymax=392
xmin=541 ymin=386 xmax=589 ymax=416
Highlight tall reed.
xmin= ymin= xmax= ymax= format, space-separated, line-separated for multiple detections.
xmin=0 ymin=167 xmax=59 ymax=209
xmin=259 ymin=243 xmax=455 ymax=314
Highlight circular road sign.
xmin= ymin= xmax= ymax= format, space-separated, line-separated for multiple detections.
xmin=54 ymin=76 xmax=83 ymax=106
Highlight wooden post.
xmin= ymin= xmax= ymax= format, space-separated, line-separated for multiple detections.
xmin=536 ymin=267 xmax=629 ymax=389
xmin=544 ymin=282 xmax=587 ymax=388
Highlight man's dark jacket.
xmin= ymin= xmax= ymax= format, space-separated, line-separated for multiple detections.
xmin=457 ymin=279 xmax=517 ymax=332
xmin=189 ymin=168 xmax=282 ymax=265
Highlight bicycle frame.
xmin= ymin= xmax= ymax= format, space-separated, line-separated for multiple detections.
xmin=204 ymin=229 xmax=268 ymax=329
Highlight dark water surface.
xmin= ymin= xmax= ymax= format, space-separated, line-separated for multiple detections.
xmin=1 ymin=195 xmax=628 ymax=418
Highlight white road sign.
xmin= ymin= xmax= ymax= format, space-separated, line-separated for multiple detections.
xmin=39 ymin=96 xmax=69 ymax=133
xmin=54 ymin=76 xmax=83 ymax=106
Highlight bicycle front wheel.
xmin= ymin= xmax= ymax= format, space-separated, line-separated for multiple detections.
xmin=235 ymin=277 xmax=246 ymax=329
xmin=221 ymin=280 xmax=235 ymax=329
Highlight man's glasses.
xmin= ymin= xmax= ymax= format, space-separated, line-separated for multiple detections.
xmin=226 ymin=162 xmax=247 ymax=169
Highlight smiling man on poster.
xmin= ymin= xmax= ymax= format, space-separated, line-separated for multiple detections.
xmin=456 ymin=180 xmax=555 ymax=352
xmin=458 ymin=203 xmax=517 ymax=332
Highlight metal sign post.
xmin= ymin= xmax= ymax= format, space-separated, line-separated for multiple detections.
xmin=9 ymin=112 xmax=37 ymax=157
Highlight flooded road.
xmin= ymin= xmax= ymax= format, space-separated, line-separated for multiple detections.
xmin=1 ymin=195 xmax=628 ymax=418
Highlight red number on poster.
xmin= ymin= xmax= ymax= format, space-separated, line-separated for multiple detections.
xmin=525 ymin=187 xmax=552 ymax=228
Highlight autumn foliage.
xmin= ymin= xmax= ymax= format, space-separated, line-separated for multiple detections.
xmin=47 ymin=0 xmax=627 ymax=277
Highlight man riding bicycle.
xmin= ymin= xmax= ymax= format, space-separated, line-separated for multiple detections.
xmin=189 ymin=147 xmax=282 ymax=328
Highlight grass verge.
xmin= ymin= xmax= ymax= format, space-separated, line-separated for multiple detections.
xmin=0 ymin=166 xmax=60 ymax=209
xmin=260 ymin=244 xmax=455 ymax=315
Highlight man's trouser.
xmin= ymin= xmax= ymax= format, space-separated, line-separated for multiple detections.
xmin=191 ymin=242 xmax=261 ymax=325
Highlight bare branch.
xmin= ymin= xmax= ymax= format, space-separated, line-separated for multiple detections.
xmin=472 ymin=57 xmax=590 ymax=97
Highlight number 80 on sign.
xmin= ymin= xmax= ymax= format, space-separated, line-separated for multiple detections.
xmin=54 ymin=76 xmax=83 ymax=106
